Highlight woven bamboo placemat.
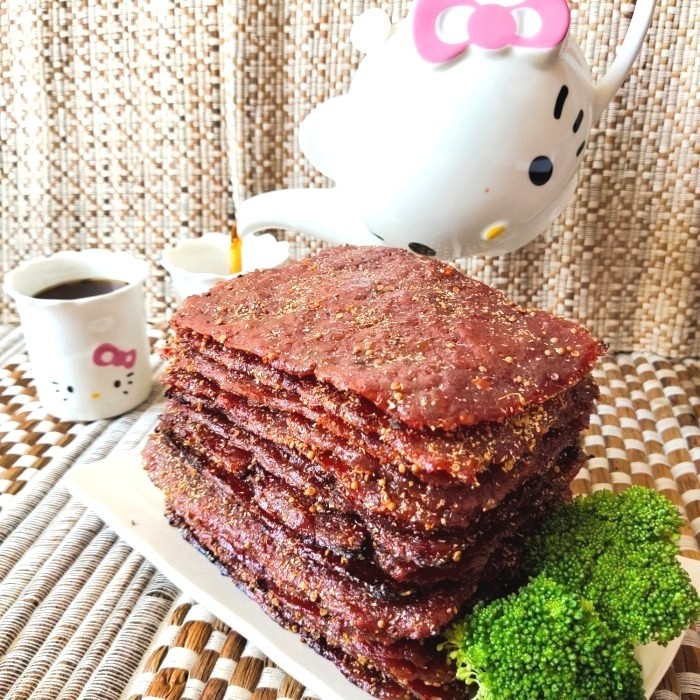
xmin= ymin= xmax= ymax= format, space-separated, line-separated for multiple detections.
xmin=1 ymin=323 xmax=699 ymax=699
xmin=1 ymin=0 xmax=698 ymax=356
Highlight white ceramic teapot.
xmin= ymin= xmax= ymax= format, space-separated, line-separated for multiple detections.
xmin=237 ymin=0 xmax=656 ymax=259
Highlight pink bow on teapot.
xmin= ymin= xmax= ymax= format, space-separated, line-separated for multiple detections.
xmin=413 ymin=0 xmax=570 ymax=63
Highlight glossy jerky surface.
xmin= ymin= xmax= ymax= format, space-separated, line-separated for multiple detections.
xmin=159 ymin=400 xmax=585 ymax=582
xmin=144 ymin=433 xmax=473 ymax=639
xmin=148 ymin=247 xmax=604 ymax=699
xmin=162 ymin=370 xmax=593 ymax=533
xmin=164 ymin=339 xmax=598 ymax=483
xmin=172 ymin=246 xmax=604 ymax=430
xmin=145 ymin=433 xmax=483 ymax=699
xmin=144 ymin=429 xmax=583 ymax=698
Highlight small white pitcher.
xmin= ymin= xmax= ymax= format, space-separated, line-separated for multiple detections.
xmin=4 ymin=249 xmax=152 ymax=421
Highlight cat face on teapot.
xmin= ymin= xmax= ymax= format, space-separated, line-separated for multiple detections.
xmin=236 ymin=0 xmax=654 ymax=259
xmin=301 ymin=0 xmax=592 ymax=258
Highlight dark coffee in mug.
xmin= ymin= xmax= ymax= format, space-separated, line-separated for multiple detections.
xmin=33 ymin=278 xmax=127 ymax=300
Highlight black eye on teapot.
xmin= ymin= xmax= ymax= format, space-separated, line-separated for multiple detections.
xmin=529 ymin=156 xmax=554 ymax=186
xmin=530 ymin=85 xmax=590 ymax=187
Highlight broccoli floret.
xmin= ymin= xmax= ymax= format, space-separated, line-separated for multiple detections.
xmin=443 ymin=487 xmax=700 ymax=699
xmin=442 ymin=575 xmax=644 ymax=700
xmin=523 ymin=486 xmax=700 ymax=645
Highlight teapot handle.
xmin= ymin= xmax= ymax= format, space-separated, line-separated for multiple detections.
xmin=592 ymin=0 xmax=656 ymax=121
xmin=236 ymin=187 xmax=383 ymax=247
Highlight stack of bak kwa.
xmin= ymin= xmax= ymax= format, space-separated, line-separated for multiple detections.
xmin=143 ymin=245 xmax=604 ymax=699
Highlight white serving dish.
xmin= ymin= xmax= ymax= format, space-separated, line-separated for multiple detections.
xmin=63 ymin=448 xmax=700 ymax=700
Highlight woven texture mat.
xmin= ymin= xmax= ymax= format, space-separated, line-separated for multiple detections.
xmin=1 ymin=1 xmax=699 ymax=356
xmin=0 ymin=322 xmax=699 ymax=699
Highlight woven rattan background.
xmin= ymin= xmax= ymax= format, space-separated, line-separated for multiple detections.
xmin=1 ymin=1 xmax=698 ymax=355
xmin=0 ymin=1 xmax=235 ymax=321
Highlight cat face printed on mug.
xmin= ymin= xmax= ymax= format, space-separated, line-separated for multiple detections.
xmin=49 ymin=341 xmax=144 ymax=416
xmin=4 ymin=249 xmax=153 ymax=421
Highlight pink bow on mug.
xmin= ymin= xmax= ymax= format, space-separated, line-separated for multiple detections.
xmin=413 ymin=0 xmax=570 ymax=63
xmin=93 ymin=342 xmax=137 ymax=369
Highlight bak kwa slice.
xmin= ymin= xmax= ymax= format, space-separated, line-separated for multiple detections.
xmin=161 ymin=367 xmax=596 ymax=532
xmin=147 ymin=245 xmax=605 ymax=699
xmin=164 ymin=341 xmax=599 ymax=484
xmin=143 ymin=432 xmax=477 ymax=642
xmin=171 ymin=246 xmax=604 ymax=481
xmin=158 ymin=400 xmax=585 ymax=582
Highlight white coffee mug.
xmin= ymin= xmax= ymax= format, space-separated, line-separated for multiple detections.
xmin=161 ymin=232 xmax=290 ymax=303
xmin=4 ymin=249 xmax=152 ymax=421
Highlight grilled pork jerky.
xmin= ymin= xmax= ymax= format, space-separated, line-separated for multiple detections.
xmin=144 ymin=246 xmax=604 ymax=699
xmin=172 ymin=246 xmax=603 ymax=435
xmin=159 ymin=400 xmax=585 ymax=581
xmin=161 ymin=370 xmax=594 ymax=531
xmin=164 ymin=340 xmax=598 ymax=484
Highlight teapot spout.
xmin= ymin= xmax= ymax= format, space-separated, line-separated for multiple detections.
xmin=236 ymin=188 xmax=383 ymax=248
xmin=592 ymin=0 xmax=656 ymax=122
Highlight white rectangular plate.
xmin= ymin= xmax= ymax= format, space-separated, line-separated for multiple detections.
xmin=63 ymin=449 xmax=700 ymax=700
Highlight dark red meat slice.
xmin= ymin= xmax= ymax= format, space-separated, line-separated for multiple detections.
xmin=144 ymin=434 xmax=490 ymax=699
xmin=163 ymin=339 xmax=598 ymax=483
xmin=147 ymin=245 xmax=604 ymax=699
xmin=171 ymin=511 xmax=469 ymax=700
xmin=144 ymin=432 xmax=476 ymax=641
xmin=171 ymin=246 xmax=604 ymax=430
xmin=144 ymin=430 xmax=585 ymax=699
xmin=161 ymin=370 xmax=595 ymax=530
xmin=158 ymin=399 xmax=585 ymax=581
